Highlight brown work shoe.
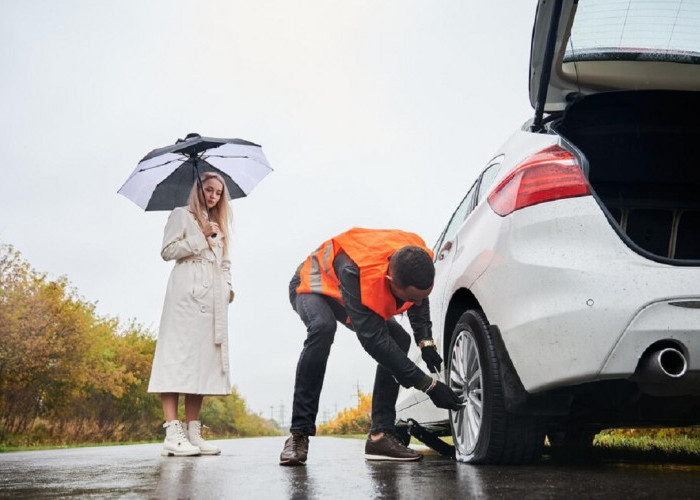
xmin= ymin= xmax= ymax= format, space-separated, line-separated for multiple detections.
xmin=364 ymin=432 xmax=423 ymax=461
xmin=279 ymin=432 xmax=309 ymax=466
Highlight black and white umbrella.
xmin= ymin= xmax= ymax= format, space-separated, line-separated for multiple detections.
xmin=118 ymin=133 xmax=273 ymax=212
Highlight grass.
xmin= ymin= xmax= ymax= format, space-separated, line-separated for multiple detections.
xmin=587 ymin=432 xmax=700 ymax=463
xmin=0 ymin=440 xmax=161 ymax=453
xmin=323 ymin=434 xmax=367 ymax=440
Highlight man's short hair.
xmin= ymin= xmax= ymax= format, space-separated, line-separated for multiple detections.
xmin=389 ymin=246 xmax=435 ymax=290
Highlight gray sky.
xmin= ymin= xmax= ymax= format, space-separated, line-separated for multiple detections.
xmin=0 ymin=0 xmax=536 ymax=423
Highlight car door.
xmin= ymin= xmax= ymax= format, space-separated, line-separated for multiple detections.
xmin=429 ymin=182 xmax=479 ymax=345
xmin=434 ymin=159 xmax=502 ymax=327
xmin=440 ymin=159 xmax=503 ymax=304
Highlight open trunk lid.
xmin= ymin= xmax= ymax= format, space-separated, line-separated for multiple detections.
xmin=530 ymin=0 xmax=700 ymax=125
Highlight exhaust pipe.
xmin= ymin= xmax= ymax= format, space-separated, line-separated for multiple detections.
xmin=635 ymin=347 xmax=688 ymax=381
xmin=630 ymin=347 xmax=694 ymax=396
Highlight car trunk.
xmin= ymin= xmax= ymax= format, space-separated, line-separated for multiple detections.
xmin=553 ymin=90 xmax=700 ymax=262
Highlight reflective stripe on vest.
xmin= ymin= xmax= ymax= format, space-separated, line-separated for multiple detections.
xmin=296 ymin=240 xmax=342 ymax=301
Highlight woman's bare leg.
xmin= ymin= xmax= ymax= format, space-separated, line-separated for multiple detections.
xmin=184 ymin=394 xmax=204 ymax=423
xmin=161 ymin=393 xmax=179 ymax=421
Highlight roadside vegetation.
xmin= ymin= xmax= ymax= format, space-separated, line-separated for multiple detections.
xmin=591 ymin=428 xmax=700 ymax=461
xmin=0 ymin=244 xmax=280 ymax=452
xmin=317 ymin=391 xmax=372 ymax=436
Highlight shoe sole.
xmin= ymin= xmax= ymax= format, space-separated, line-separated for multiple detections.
xmin=364 ymin=453 xmax=422 ymax=461
xmin=198 ymin=450 xmax=221 ymax=455
xmin=161 ymin=450 xmax=201 ymax=457
xmin=279 ymin=459 xmax=306 ymax=466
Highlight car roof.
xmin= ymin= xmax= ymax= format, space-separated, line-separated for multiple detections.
xmin=529 ymin=0 xmax=700 ymax=114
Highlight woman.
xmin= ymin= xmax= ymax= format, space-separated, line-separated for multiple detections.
xmin=148 ymin=172 xmax=234 ymax=456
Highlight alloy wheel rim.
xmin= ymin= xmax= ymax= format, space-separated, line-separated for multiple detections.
xmin=449 ymin=329 xmax=483 ymax=455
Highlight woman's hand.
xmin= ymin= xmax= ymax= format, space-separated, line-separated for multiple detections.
xmin=203 ymin=221 xmax=220 ymax=237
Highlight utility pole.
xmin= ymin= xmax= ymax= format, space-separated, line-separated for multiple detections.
xmin=279 ymin=401 xmax=286 ymax=430
xmin=351 ymin=380 xmax=362 ymax=407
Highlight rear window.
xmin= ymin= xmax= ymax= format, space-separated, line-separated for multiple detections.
xmin=565 ymin=0 xmax=700 ymax=63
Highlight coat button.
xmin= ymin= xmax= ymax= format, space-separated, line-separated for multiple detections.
xmin=203 ymin=280 xmax=209 ymax=287
xmin=200 ymin=305 xmax=207 ymax=313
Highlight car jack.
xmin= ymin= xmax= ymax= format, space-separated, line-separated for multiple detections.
xmin=400 ymin=418 xmax=455 ymax=457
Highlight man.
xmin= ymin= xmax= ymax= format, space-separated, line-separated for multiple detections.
xmin=279 ymin=227 xmax=462 ymax=466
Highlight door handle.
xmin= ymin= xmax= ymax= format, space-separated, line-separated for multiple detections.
xmin=438 ymin=240 xmax=453 ymax=260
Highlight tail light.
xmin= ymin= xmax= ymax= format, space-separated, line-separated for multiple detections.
xmin=487 ymin=145 xmax=591 ymax=216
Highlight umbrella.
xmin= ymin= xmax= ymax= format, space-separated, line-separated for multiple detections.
xmin=118 ymin=133 xmax=273 ymax=214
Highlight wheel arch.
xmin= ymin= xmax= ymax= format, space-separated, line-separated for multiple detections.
xmin=442 ymin=287 xmax=481 ymax=361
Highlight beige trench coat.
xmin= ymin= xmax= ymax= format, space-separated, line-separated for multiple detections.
xmin=147 ymin=207 xmax=233 ymax=395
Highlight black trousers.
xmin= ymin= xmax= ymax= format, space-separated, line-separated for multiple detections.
xmin=288 ymin=276 xmax=411 ymax=436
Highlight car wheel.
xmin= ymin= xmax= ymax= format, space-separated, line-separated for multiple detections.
xmin=448 ymin=309 xmax=545 ymax=464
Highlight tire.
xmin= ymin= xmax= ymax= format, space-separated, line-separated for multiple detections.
xmin=447 ymin=309 xmax=545 ymax=464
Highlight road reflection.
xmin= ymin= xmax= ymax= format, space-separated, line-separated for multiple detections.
xmin=364 ymin=457 xmax=488 ymax=497
xmin=281 ymin=465 xmax=314 ymax=499
xmin=155 ymin=457 xmax=198 ymax=499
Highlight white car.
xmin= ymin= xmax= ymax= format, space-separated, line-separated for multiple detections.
xmin=396 ymin=0 xmax=700 ymax=464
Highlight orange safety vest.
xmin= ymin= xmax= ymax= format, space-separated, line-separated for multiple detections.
xmin=296 ymin=227 xmax=433 ymax=320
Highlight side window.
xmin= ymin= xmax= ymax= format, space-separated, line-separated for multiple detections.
xmin=477 ymin=162 xmax=502 ymax=205
xmin=442 ymin=182 xmax=478 ymax=245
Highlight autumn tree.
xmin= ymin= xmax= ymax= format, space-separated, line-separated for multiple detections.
xmin=317 ymin=391 xmax=372 ymax=435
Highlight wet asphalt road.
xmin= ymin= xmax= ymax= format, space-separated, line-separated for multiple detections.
xmin=1 ymin=436 xmax=700 ymax=499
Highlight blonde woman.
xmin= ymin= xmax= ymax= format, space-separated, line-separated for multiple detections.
xmin=148 ymin=172 xmax=234 ymax=456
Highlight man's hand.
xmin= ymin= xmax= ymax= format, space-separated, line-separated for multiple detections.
xmin=421 ymin=345 xmax=442 ymax=373
xmin=426 ymin=381 xmax=463 ymax=411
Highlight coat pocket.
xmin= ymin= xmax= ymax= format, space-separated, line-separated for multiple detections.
xmin=191 ymin=264 xmax=214 ymax=299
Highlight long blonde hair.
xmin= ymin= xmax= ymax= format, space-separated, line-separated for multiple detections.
xmin=188 ymin=172 xmax=232 ymax=254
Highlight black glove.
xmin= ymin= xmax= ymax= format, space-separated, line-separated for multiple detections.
xmin=426 ymin=381 xmax=463 ymax=411
xmin=421 ymin=345 xmax=442 ymax=374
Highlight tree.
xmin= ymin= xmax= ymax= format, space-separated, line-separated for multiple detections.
xmin=317 ymin=391 xmax=372 ymax=435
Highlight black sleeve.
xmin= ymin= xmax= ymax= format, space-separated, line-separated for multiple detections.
xmin=406 ymin=298 xmax=433 ymax=345
xmin=333 ymin=252 xmax=428 ymax=389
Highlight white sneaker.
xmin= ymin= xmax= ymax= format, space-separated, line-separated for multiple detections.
xmin=161 ymin=420 xmax=201 ymax=457
xmin=186 ymin=420 xmax=221 ymax=455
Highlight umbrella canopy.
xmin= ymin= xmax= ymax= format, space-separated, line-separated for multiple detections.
xmin=118 ymin=133 xmax=273 ymax=211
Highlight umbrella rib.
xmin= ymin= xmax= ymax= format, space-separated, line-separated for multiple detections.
xmin=203 ymin=155 xmax=273 ymax=169
xmin=138 ymin=157 xmax=186 ymax=172
xmin=203 ymin=155 xmax=249 ymax=159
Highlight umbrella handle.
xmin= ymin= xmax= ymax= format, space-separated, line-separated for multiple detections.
xmin=194 ymin=156 xmax=217 ymax=239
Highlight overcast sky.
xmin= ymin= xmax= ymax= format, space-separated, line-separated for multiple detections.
xmin=0 ymin=0 xmax=536 ymax=424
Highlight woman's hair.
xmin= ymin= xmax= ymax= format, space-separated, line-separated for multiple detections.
xmin=188 ymin=172 xmax=232 ymax=254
